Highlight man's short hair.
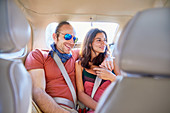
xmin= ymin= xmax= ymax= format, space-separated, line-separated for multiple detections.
xmin=55 ymin=21 xmax=71 ymax=38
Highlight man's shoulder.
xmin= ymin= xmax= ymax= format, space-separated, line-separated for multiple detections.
xmin=31 ymin=49 xmax=50 ymax=55
xmin=71 ymin=48 xmax=80 ymax=60
xmin=25 ymin=49 xmax=50 ymax=70
xmin=71 ymin=48 xmax=80 ymax=54
xmin=28 ymin=49 xmax=50 ymax=59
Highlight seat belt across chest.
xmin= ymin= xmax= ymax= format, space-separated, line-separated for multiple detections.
xmin=53 ymin=52 xmax=77 ymax=108
xmin=91 ymin=76 xmax=102 ymax=98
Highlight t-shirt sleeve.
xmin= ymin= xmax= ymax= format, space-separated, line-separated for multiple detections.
xmin=25 ymin=49 xmax=45 ymax=70
xmin=72 ymin=49 xmax=80 ymax=60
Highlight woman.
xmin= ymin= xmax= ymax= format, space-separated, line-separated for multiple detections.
xmin=75 ymin=28 xmax=120 ymax=112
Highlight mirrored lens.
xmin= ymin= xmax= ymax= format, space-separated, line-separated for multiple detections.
xmin=64 ymin=33 xmax=78 ymax=43
xmin=64 ymin=34 xmax=72 ymax=40
xmin=73 ymin=37 xmax=78 ymax=43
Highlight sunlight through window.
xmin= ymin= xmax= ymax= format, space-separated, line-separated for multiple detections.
xmin=46 ymin=22 xmax=119 ymax=49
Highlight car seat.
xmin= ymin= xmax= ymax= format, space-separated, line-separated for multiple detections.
xmin=0 ymin=0 xmax=32 ymax=113
xmin=95 ymin=8 xmax=170 ymax=113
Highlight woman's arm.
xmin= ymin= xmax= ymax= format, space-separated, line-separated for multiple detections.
xmin=93 ymin=67 xmax=116 ymax=82
xmin=93 ymin=59 xmax=121 ymax=82
xmin=75 ymin=60 xmax=98 ymax=110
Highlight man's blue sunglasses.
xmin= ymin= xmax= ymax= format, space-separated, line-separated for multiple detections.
xmin=57 ymin=31 xmax=78 ymax=43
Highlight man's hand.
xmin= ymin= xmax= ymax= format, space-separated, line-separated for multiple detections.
xmin=100 ymin=55 xmax=114 ymax=71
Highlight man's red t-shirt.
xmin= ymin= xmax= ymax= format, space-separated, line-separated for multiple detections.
xmin=25 ymin=49 xmax=79 ymax=103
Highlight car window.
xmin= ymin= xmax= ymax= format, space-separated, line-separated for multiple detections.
xmin=46 ymin=22 xmax=119 ymax=49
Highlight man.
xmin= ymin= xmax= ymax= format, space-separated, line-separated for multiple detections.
xmin=25 ymin=21 xmax=113 ymax=113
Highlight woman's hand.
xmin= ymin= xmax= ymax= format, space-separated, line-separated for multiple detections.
xmin=93 ymin=67 xmax=116 ymax=82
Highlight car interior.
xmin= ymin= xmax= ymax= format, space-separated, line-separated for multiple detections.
xmin=0 ymin=0 xmax=170 ymax=113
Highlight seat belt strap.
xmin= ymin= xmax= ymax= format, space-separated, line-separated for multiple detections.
xmin=87 ymin=73 xmax=102 ymax=111
xmin=53 ymin=52 xmax=77 ymax=108
xmin=91 ymin=76 xmax=102 ymax=98
xmin=53 ymin=97 xmax=75 ymax=109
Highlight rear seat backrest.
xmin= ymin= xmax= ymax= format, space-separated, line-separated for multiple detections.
xmin=0 ymin=0 xmax=32 ymax=113
xmin=96 ymin=8 xmax=170 ymax=113
xmin=0 ymin=0 xmax=31 ymax=53
xmin=115 ymin=8 xmax=170 ymax=75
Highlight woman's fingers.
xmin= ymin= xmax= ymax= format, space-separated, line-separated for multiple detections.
xmin=93 ymin=67 xmax=116 ymax=81
xmin=93 ymin=68 xmax=107 ymax=78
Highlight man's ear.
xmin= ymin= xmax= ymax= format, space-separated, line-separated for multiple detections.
xmin=52 ymin=33 xmax=57 ymax=40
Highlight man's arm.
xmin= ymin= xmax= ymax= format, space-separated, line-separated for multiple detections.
xmin=29 ymin=69 xmax=69 ymax=113
xmin=73 ymin=49 xmax=114 ymax=70
xmin=100 ymin=55 xmax=114 ymax=71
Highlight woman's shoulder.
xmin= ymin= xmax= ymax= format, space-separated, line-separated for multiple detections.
xmin=76 ymin=60 xmax=84 ymax=70
xmin=76 ymin=59 xmax=81 ymax=65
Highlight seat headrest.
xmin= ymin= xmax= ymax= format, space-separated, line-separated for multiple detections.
xmin=0 ymin=0 xmax=31 ymax=53
xmin=115 ymin=8 xmax=170 ymax=76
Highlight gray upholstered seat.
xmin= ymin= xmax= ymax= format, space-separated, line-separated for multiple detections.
xmin=96 ymin=8 xmax=170 ymax=113
xmin=0 ymin=0 xmax=32 ymax=113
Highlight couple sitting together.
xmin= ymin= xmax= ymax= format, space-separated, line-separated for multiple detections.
xmin=25 ymin=21 xmax=121 ymax=113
